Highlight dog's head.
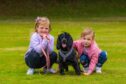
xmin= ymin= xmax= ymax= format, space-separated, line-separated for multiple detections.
xmin=56 ymin=32 xmax=73 ymax=51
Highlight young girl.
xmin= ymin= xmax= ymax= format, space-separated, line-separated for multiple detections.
xmin=25 ymin=17 xmax=57 ymax=75
xmin=73 ymin=28 xmax=107 ymax=75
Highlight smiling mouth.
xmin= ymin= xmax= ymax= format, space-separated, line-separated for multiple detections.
xmin=84 ymin=43 xmax=88 ymax=46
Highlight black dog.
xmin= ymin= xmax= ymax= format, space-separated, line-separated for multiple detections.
xmin=56 ymin=32 xmax=81 ymax=75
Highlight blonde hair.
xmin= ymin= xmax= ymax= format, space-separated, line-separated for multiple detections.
xmin=35 ymin=16 xmax=51 ymax=32
xmin=81 ymin=28 xmax=95 ymax=39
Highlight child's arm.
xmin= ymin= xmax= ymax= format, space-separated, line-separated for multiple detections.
xmin=30 ymin=34 xmax=48 ymax=53
xmin=73 ymin=41 xmax=77 ymax=49
xmin=47 ymin=36 xmax=54 ymax=53
xmin=73 ymin=40 xmax=80 ymax=50
xmin=84 ymin=53 xmax=98 ymax=75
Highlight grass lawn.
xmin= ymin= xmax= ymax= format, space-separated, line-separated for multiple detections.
xmin=0 ymin=20 xmax=126 ymax=84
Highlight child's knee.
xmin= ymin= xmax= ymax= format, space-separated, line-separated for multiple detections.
xmin=97 ymin=51 xmax=107 ymax=67
xmin=80 ymin=54 xmax=89 ymax=65
xmin=80 ymin=55 xmax=86 ymax=64
xmin=50 ymin=51 xmax=57 ymax=62
xmin=99 ymin=51 xmax=107 ymax=61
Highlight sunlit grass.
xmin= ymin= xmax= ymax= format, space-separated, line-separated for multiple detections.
xmin=0 ymin=20 xmax=126 ymax=84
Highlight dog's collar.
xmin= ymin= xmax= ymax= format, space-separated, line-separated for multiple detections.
xmin=59 ymin=48 xmax=73 ymax=62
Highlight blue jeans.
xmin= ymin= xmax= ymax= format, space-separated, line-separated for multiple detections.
xmin=25 ymin=49 xmax=57 ymax=68
xmin=80 ymin=51 xmax=107 ymax=68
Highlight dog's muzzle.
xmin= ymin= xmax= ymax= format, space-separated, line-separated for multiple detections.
xmin=62 ymin=38 xmax=67 ymax=44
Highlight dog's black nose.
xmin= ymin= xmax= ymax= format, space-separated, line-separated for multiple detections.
xmin=62 ymin=38 xmax=67 ymax=44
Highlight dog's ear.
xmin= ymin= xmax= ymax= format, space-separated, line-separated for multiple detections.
xmin=56 ymin=34 xmax=61 ymax=50
xmin=67 ymin=33 xmax=73 ymax=48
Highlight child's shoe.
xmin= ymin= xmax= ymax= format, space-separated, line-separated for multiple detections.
xmin=48 ymin=68 xmax=56 ymax=73
xmin=83 ymin=67 xmax=88 ymax=73
xmin=96 ymin=67 xmax=102 ymax=73
xmin=26 ymin=68 xmax=34 ymax=75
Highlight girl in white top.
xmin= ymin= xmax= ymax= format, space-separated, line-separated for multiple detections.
xmin=25 ymin=17 xmax=57 ymax=75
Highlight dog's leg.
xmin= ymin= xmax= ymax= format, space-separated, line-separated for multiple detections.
xmin=72 ymin=60 xmax=81 ymax=75
xmin=65 ymin=65 xmax=69 ymax=72
xmin=59 ymin=62 xmax=65 ymax=75
xmin=78 ymin=60 xmax=83 ymax=72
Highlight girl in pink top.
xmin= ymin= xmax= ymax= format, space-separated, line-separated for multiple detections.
xmin=73 ymin=28 xmax=107 ymax=75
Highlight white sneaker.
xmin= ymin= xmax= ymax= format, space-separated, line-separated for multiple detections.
xmin=96 ymin=67 xmax=102 ymax=73
xmin=26 ymin=68 xmax=34 ymax=75
xmin=48 ymin=68 xmax=56 ymax=73
xmin=83 ymin=67 xmax=88 ymax=73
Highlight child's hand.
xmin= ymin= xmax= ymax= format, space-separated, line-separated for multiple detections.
xmin=42 ymin=34 xmax=47 ymax=39
xmin=42 ymin=34 xmax=50 ymax=41
xmin=83 ymin=72 xmax=90 ymax=76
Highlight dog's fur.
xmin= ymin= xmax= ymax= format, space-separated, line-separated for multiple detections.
xmin=57 ymin=32 xmax=81 ymax=75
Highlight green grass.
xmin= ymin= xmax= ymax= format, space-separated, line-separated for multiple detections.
xmin=0 ymin=20 xmax=126 ymax=84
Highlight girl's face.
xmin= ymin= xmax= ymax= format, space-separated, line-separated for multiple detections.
xmin=81 ymin=34 xmax=93 ymax=47
xmin=37 ymin=25 xmax=49 ymax=35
